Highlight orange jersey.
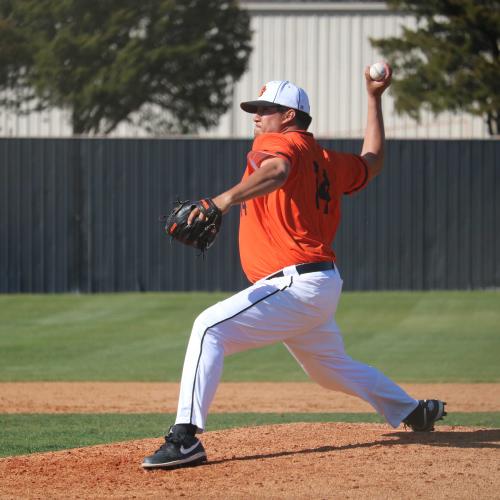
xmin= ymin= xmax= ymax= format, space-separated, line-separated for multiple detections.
xmin=239 ymin=131 xmax=369 ymax=283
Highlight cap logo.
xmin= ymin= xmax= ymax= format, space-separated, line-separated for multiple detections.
xmin=258 ymin=85 xmax=266 ymax=97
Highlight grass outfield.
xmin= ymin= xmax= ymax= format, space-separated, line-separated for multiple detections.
xmin=0 ymin=291 xmax=499 ymax=382
xmin=1 ymin=412 xmax=499 ymax=458
xmin=1 ymin=291 xmax=498 ymax=458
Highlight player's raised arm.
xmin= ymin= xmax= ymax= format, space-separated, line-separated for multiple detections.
xmin=361 ymin=62 xmax=392 ymax=181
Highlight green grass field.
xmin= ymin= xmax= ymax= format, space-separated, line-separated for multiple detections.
xmin=1 ymin=291 xmax=499 ymax=382
xmin=0 ymin=291 xmax=499 ymax=457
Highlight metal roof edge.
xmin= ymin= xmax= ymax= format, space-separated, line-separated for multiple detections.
xmin=241 ymin=2 xmax=389 ymax=14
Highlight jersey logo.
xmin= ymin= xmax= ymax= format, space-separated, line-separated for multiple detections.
xmin=313 ymin=161 xmax=331 ymax=214
xmin=241 ymin=201 xmax=247 ymax=216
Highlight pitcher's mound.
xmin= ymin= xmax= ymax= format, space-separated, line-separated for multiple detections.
xmin=2 ymin=423 xmax=498 ymax=499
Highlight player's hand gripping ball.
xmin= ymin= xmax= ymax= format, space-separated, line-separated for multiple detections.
xmin=162 ymin=198 xmax=222 ymax=253
xmin=369 ymin=62 xmax=387 ymax=81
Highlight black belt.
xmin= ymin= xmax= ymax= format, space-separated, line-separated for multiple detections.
xmin=266 ymin=261 xmax=335 ymax=280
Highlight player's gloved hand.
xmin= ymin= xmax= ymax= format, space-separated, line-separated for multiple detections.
xmin=187 ymin=194 xmax=231 ymax=225
xmin=161 ymin=198 xmax=222 ymax=253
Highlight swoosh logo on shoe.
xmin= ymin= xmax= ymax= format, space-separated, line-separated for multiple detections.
xmin=180 ymin=441 xmax=200 ymax=455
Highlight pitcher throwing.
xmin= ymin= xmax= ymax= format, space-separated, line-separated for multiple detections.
xmin=142 ymin=65 xmax=446 ymax=469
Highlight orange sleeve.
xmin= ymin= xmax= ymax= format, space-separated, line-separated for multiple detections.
xmin=247 ymin=133 xmax=296 ymax=170
xmin=331 ymin=152 xmax=369 ymax=195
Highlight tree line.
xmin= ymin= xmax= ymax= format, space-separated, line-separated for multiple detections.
xmin=0 ymin=0 xmax=498 ymax=136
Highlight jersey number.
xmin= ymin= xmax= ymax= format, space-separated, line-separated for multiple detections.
xmin=313 ymin=161 xmax=331 ymax=214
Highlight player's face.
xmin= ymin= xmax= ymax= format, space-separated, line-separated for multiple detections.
xmin=253 ymin=106 xmax=286 ymax=136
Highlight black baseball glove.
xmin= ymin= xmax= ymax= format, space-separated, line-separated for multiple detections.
xmin=162 ymin=198 xmax=222 ymax=253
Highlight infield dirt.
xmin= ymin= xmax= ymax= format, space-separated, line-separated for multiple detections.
xmin=1 ymin=382 xmax=499 ymax=413
xmin=1 ymin=423 xmax=499 ymax=499
xmin=2 ymin=383 xmax=499 ymax=498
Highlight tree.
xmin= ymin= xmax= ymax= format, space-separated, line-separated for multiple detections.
xmin=371 ymin=0 xmax=500 ymax=135
xmin=0 ymin=0 xmax=252 ymax=135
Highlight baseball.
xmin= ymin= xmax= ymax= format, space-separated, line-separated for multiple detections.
xmin=369 ymin=62 xmax=386 ymax=81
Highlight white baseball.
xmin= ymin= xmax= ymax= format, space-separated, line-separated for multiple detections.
xmin=369 ymin=62 xmax=386 ymax=81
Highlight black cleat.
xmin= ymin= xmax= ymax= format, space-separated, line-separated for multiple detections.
xmin=142 ymin=425 xmax=207 ymax=469
xmin=403 ymin=400 xmax=447 ymax=431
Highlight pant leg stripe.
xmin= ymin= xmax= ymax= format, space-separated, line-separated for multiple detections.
xmin=189 ymin=285 xmax=290 ymax=425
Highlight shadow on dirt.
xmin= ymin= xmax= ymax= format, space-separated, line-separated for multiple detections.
xmin=385 ymin=429 xmax=500 ymax=449
xmin=206 ymin=429 xmax=500 ymax=465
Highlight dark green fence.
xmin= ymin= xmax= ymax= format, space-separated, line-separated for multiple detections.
xmin=0 ymin=138 xmax=498 ymax=292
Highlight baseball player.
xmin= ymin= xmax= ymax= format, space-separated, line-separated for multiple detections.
xmin=142 ymin=65 xmax=446 ymax=469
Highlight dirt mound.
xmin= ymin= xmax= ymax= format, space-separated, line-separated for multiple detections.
xmin=1 ymin=423 xmax=498 ymax=499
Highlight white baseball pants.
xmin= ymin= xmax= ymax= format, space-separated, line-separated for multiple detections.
xmin=175 ymin=265 xmax=418 ymax=431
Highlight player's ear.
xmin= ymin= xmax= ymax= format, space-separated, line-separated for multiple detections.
xmin=282 ymin=108 xmax=296 ymax=125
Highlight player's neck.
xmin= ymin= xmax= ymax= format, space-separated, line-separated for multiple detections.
xmin=280 ymin=124 xmax=303 ymax=134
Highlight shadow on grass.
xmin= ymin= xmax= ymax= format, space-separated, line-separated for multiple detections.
xmin=204 ymin=429 xmax=500 ymax=466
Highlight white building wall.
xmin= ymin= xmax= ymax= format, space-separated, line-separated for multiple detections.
xmin=218 ymin=1 xmax=488 ymax=139
xmin=0 ymin=2 xmax=489 ymax=138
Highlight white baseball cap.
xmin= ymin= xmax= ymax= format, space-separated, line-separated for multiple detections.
xmin=240 ymin=80 xmax=311 ymax=116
